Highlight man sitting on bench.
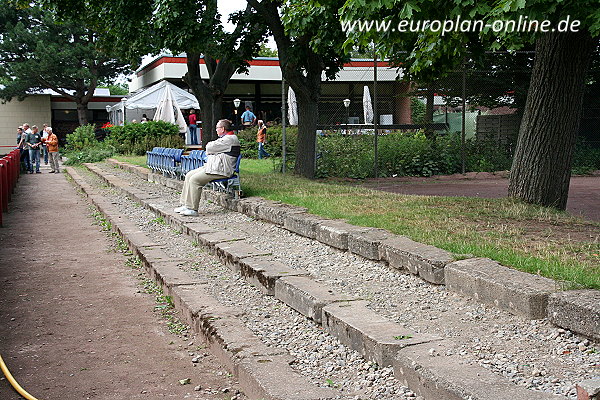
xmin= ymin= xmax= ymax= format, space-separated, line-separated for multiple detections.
xmin=175 ymin=119 xmax=240 ymax=216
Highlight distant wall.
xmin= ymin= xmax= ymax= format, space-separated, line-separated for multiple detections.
xmin=0 ymin=96 xmax=52 ymax=147
xmin=477 ymin=111 xmax=600 ymax=149
xmin=476 ymin=114 xmax=520 ymax=151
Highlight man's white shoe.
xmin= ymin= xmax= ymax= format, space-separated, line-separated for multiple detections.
xmin=181 ymin=209 xmax=199 ymax=216
xmin=174 ymin=206 xmax=188 ymax=213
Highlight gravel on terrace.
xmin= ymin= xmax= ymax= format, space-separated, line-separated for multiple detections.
xmin=77 ymin=166 xmax=416 ymax=400
xmin=90 ymin=163 xmax=600 ymax=399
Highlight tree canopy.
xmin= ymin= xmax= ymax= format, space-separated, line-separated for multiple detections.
xmin=47 ymin=0 xmax=268 ymax=145
xmin=0 ymin=1 xmax=130 ymax=125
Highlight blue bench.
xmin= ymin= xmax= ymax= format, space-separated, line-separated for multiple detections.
xmin=146 ymin=147 xmax=166 ymax=173
xmin=146 ymin=147 xmax=183 ymax=178
xmin=179 ymin=150 xmax=207 ymax=179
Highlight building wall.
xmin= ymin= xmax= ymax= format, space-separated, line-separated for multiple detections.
xmin=0 ymin=96 xmax=51 ymax=147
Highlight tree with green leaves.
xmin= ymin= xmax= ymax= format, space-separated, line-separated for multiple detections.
xmin=258 ymin=43 xmax=278 ymax=58
xmin=0 ymin=1 xmax=130 ymax=125
xmin=47 ymin=0 xmax=267 ymax=146
xmin=249 ymin=0 xmax=349 ymax=178
xmin=339 ymin=0 xmax=599 ymax=209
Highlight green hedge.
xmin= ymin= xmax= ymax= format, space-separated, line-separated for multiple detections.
xmin=315 ymin=131 xmax=600 ymax=179
xmin=572 ymin=140 xmax=600 ymax=175
xmin=64 ymin=122 xmax=184 ymax=164
xmin=105 ymin=121 xmax=183 ymax=155
xmin=236 ymin=125 xmax=298 ymax=159
xmin=65 ymin=124 xmax=99 ymax=151
xmin=316 ymin=131 xmax=514 ymax=178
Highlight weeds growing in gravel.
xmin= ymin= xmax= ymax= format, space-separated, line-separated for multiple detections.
xmin=151 ymin=216 xmax=166 ymax=225
xmin=125 ymin=256 xmax=142 ymax=269
xmin=140 ymin=278 xmax=189 ymax=336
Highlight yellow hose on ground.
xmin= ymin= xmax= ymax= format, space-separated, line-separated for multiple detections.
xmin=0 ymin=354 xmax=40 ymax=400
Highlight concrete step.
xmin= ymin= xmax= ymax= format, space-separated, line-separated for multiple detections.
xmin=70 ymin=161 xmax=583 ymax=400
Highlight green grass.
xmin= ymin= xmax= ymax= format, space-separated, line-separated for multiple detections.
xmin=113 ymin=155 xmax=600 ymax=289
xmin=113 ymin=155 xmax=147 ymax=167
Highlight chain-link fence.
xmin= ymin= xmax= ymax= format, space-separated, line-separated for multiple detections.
xmin=293 ymin=51 xmax=599 ymax=178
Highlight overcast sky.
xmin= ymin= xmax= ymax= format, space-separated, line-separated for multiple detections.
xmin=219 ymin=0 xmax=246 ymax=32
xmin=219 ymin=0 xmax=276 ymax=47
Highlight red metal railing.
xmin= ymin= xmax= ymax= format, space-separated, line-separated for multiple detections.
xmin=0 ymin=147 xmax=21 ymax=227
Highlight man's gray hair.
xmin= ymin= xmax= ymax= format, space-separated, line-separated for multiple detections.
xmin=218 ymin=119 xmax=232 ymax=131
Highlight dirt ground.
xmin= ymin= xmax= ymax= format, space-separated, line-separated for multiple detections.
xmin=360 ymin=171 xmax=600 ymax=223
xmin=0 ymin=166 xmax=244 ymax=399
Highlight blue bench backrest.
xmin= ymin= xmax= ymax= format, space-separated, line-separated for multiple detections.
xmin=173 ymin=149 xmax=184 ymax=163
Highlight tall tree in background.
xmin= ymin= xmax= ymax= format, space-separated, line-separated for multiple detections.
xmin=249 ymin=0 xmax=349 ymax=178
xmin=0 ymin=1 xmax=130 ymax=125
xmin=339 ymin=0 xmax=600 ymax=209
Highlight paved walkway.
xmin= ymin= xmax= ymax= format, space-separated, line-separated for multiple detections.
xmin=0 ymin=165 xmax=243 ymax=399
xmin=361 ymin=172 xmax=600 ymax=222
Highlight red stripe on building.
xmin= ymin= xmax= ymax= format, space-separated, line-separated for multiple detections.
xmin=51 ymin=97 xmax=124 ymax=103
xmin=137 ymin=56 xmax=391 ymax=77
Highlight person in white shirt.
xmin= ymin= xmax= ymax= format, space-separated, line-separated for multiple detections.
xmin=41 ymin=123 xmax=49 ymax=164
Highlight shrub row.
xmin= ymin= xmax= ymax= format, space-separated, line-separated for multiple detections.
xmin=64 ymin=122 xmax=183 ymax=165
xmin=104 ymin=121 xmax=183 ymax=155
xmin=314 ymin=131 xmax=600 ymax=179
xmin=64 ymin=122 xmax=600 ymax=176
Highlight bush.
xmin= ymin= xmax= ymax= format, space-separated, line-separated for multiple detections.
xmin=572 ymin=140 xmax=600 ymax=175
xmin=236 ymin=124 xmax=298 ymax=159
xmin=411 ymin=98 xmax=426 ymax=124
xmin=105 ymin=121 xmax=183 ymax=155
xmin=315 ymin=131 xmax=515 ymax=178
xmin=66 ymin=124 xmax=99 ymax=151
xmin=63 ymin=145 xmax=115 ymax=165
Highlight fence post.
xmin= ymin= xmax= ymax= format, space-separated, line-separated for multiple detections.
xmin=281 ymin=78 xmax=287 ymax=174
xmin=461 ymin=60 xmax=467 ymax=174
xmin=0 ymin=163 xmax=3 ymax=226
xmin=12 ymin=149 xmax=20 ymax=185
xmin=0 ymin=160 xmax=7 ymax=212
xmin=373 ymin=49 xmax=379 ymax=178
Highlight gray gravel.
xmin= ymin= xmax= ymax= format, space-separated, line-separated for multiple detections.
xmin=84 ymin=163 xmax=600 ymax=399
xmin=77 ymin=166 xmax=415 ymax=399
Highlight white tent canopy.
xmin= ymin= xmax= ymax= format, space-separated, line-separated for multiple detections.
xmin=107 ymin=80 xmax=199 ymax=127
xmin=154 ymin=83 xmax=189 ymax=133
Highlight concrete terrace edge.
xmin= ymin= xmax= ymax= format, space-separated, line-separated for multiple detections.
xmin=89 ymin=162 xmax=574 ymax=399
xmin=66 ymin=166 xmax=340 ymax=400
xmin=104 ymin=159 xmax=598 ymax=341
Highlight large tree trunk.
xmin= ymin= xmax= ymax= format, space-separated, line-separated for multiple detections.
xmin=185 ymin=53 xmax=234 ymax=148
xmin=76 ymin=102 xmax=89 ymax=125
xmin=248 ymin=0 xmax=324 ymax=179
xmin=508 ymin=31 xmax=595 ymax=210
xmin=293 ymin=87 xmax=319 ymax=178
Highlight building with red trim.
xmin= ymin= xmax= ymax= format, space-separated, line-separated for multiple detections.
xmin=0 ymin=88 xmax=123 ymax=147
xmin=130 ymin=55 xmax=413 ymax=127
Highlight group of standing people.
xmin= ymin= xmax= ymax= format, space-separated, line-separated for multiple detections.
xmin=17 ymin=123 xmax=60 ymax=174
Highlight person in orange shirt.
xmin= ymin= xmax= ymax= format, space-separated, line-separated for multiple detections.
xmin=256 ymin=120 xmax=270 ymax=159
xmin=44 ymin=127 xmax=60 ymax=173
